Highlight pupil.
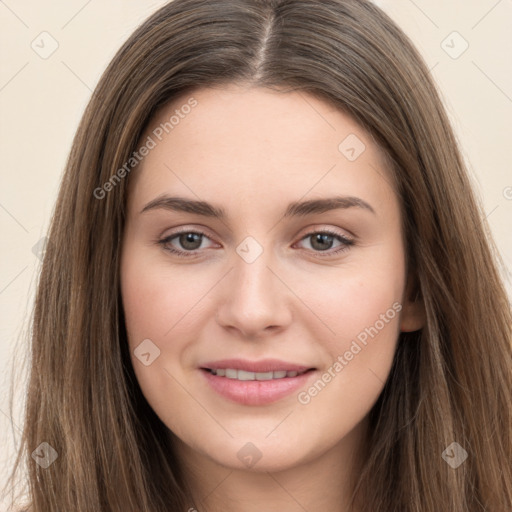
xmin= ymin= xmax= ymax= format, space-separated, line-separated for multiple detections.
xmin=181 ymin=233 xmax=201 ymax=250
xmin=312 ymin=233 xmax=333 ymax=251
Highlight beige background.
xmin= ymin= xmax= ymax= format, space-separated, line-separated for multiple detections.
xmin=1 ymin=0 xmax=511 ymax=506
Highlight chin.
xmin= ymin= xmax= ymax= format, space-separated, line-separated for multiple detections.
xmin=198 ymin=433 xmax=315 ymax=474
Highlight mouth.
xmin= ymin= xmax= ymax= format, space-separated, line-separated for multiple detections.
xmin=199 ymin=359 xmax=317 ymax=405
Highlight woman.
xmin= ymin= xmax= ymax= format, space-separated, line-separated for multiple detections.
xmin=6 ymin=0 xmax=512 ymax=510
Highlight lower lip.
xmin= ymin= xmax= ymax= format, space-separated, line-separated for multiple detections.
xmin=200 ymin=369 xmax=315 ymax=406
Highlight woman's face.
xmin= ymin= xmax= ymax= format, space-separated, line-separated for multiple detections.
xmin=120 ymin=84 xmax=423 ymax=473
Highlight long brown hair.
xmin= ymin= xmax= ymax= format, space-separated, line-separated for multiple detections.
xmin=5 ymin=0 xmax=511 ymax=510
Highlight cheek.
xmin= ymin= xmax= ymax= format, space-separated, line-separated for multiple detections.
xmin=120 ymin=240 xmax=224 ymax=406
xmin=120 ymin=244 xmax=206 ymax=433
xmin=120 ymin=243 xmax=208 ymax=346
xmin=293 ymin=293 xmax=402 ymax=450
xmin=298 ymin=310 xmax=400 ymax=440
xmin=291 ymin=240 xmax=405 ymax=414
xmin=288 ymin=239 xmax=406 ymax=353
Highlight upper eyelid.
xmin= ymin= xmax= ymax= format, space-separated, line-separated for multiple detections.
xmin=161 ymin=227 xmax=218 ymax=244
xmin=160 ymin=222 xmax=355 ymax=238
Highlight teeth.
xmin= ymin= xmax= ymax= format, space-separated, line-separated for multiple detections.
xmin=210 ymin=368 xmax=306 ymax=380
xmin=256 ymin=371 xmax=273 ymax=381
xmin=225 ymin=368 xmax=237 ymax=379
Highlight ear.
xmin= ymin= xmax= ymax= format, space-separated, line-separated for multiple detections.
xmin=400 ymin=273 xmax=426 ymax=332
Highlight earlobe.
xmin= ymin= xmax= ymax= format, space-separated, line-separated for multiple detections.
xmin=400 ymin=299 xmax=425 ymax=332
xmin=400 ymin=276 xmax=426 ymax=332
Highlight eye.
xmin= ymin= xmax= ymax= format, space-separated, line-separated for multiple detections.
xmin=157 ymin=227 xmax=355 ymax=259
xmin=157 ymin=229 xmax=217 ymax=257
xmin=295 ymin=229 xmax=354 ymax=257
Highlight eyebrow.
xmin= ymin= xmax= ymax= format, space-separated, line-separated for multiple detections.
xmin=140 ymin=194 xmax=376 ymax=218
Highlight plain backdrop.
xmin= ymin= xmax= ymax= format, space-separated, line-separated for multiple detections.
xmin=1 ymin=0 xmax=511 ymax=507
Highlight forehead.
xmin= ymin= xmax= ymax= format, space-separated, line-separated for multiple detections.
xmin=127 ymin=84 xmax=396 ymax=215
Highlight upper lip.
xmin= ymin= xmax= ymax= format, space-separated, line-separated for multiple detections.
xmin=200 ymin=358 xmax=315 ymax=373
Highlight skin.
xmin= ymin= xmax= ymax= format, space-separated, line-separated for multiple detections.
xmin=120 ymin=84 xmax=424 ymax=512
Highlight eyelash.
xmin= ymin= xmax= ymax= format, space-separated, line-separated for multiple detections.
xmin=156 ymin=227 xmax=355 ymax=259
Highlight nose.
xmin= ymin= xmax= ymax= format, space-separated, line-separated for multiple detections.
xmin=215 ymin=251 xmax=293 ymax=339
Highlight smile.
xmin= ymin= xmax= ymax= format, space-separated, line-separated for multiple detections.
xmin=205 ymin=368 xmax=311 ymax=380
xmin=199 ymin=359 xmax=317 ymax=405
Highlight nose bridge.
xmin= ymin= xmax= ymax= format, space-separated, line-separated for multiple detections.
xmin=233 ymin=250 xmax=274 ymax=299
xmin=215 ymin=239 xmax=292 ymax=335
xmin=232 ymin=244 xmax=280 ymax=309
